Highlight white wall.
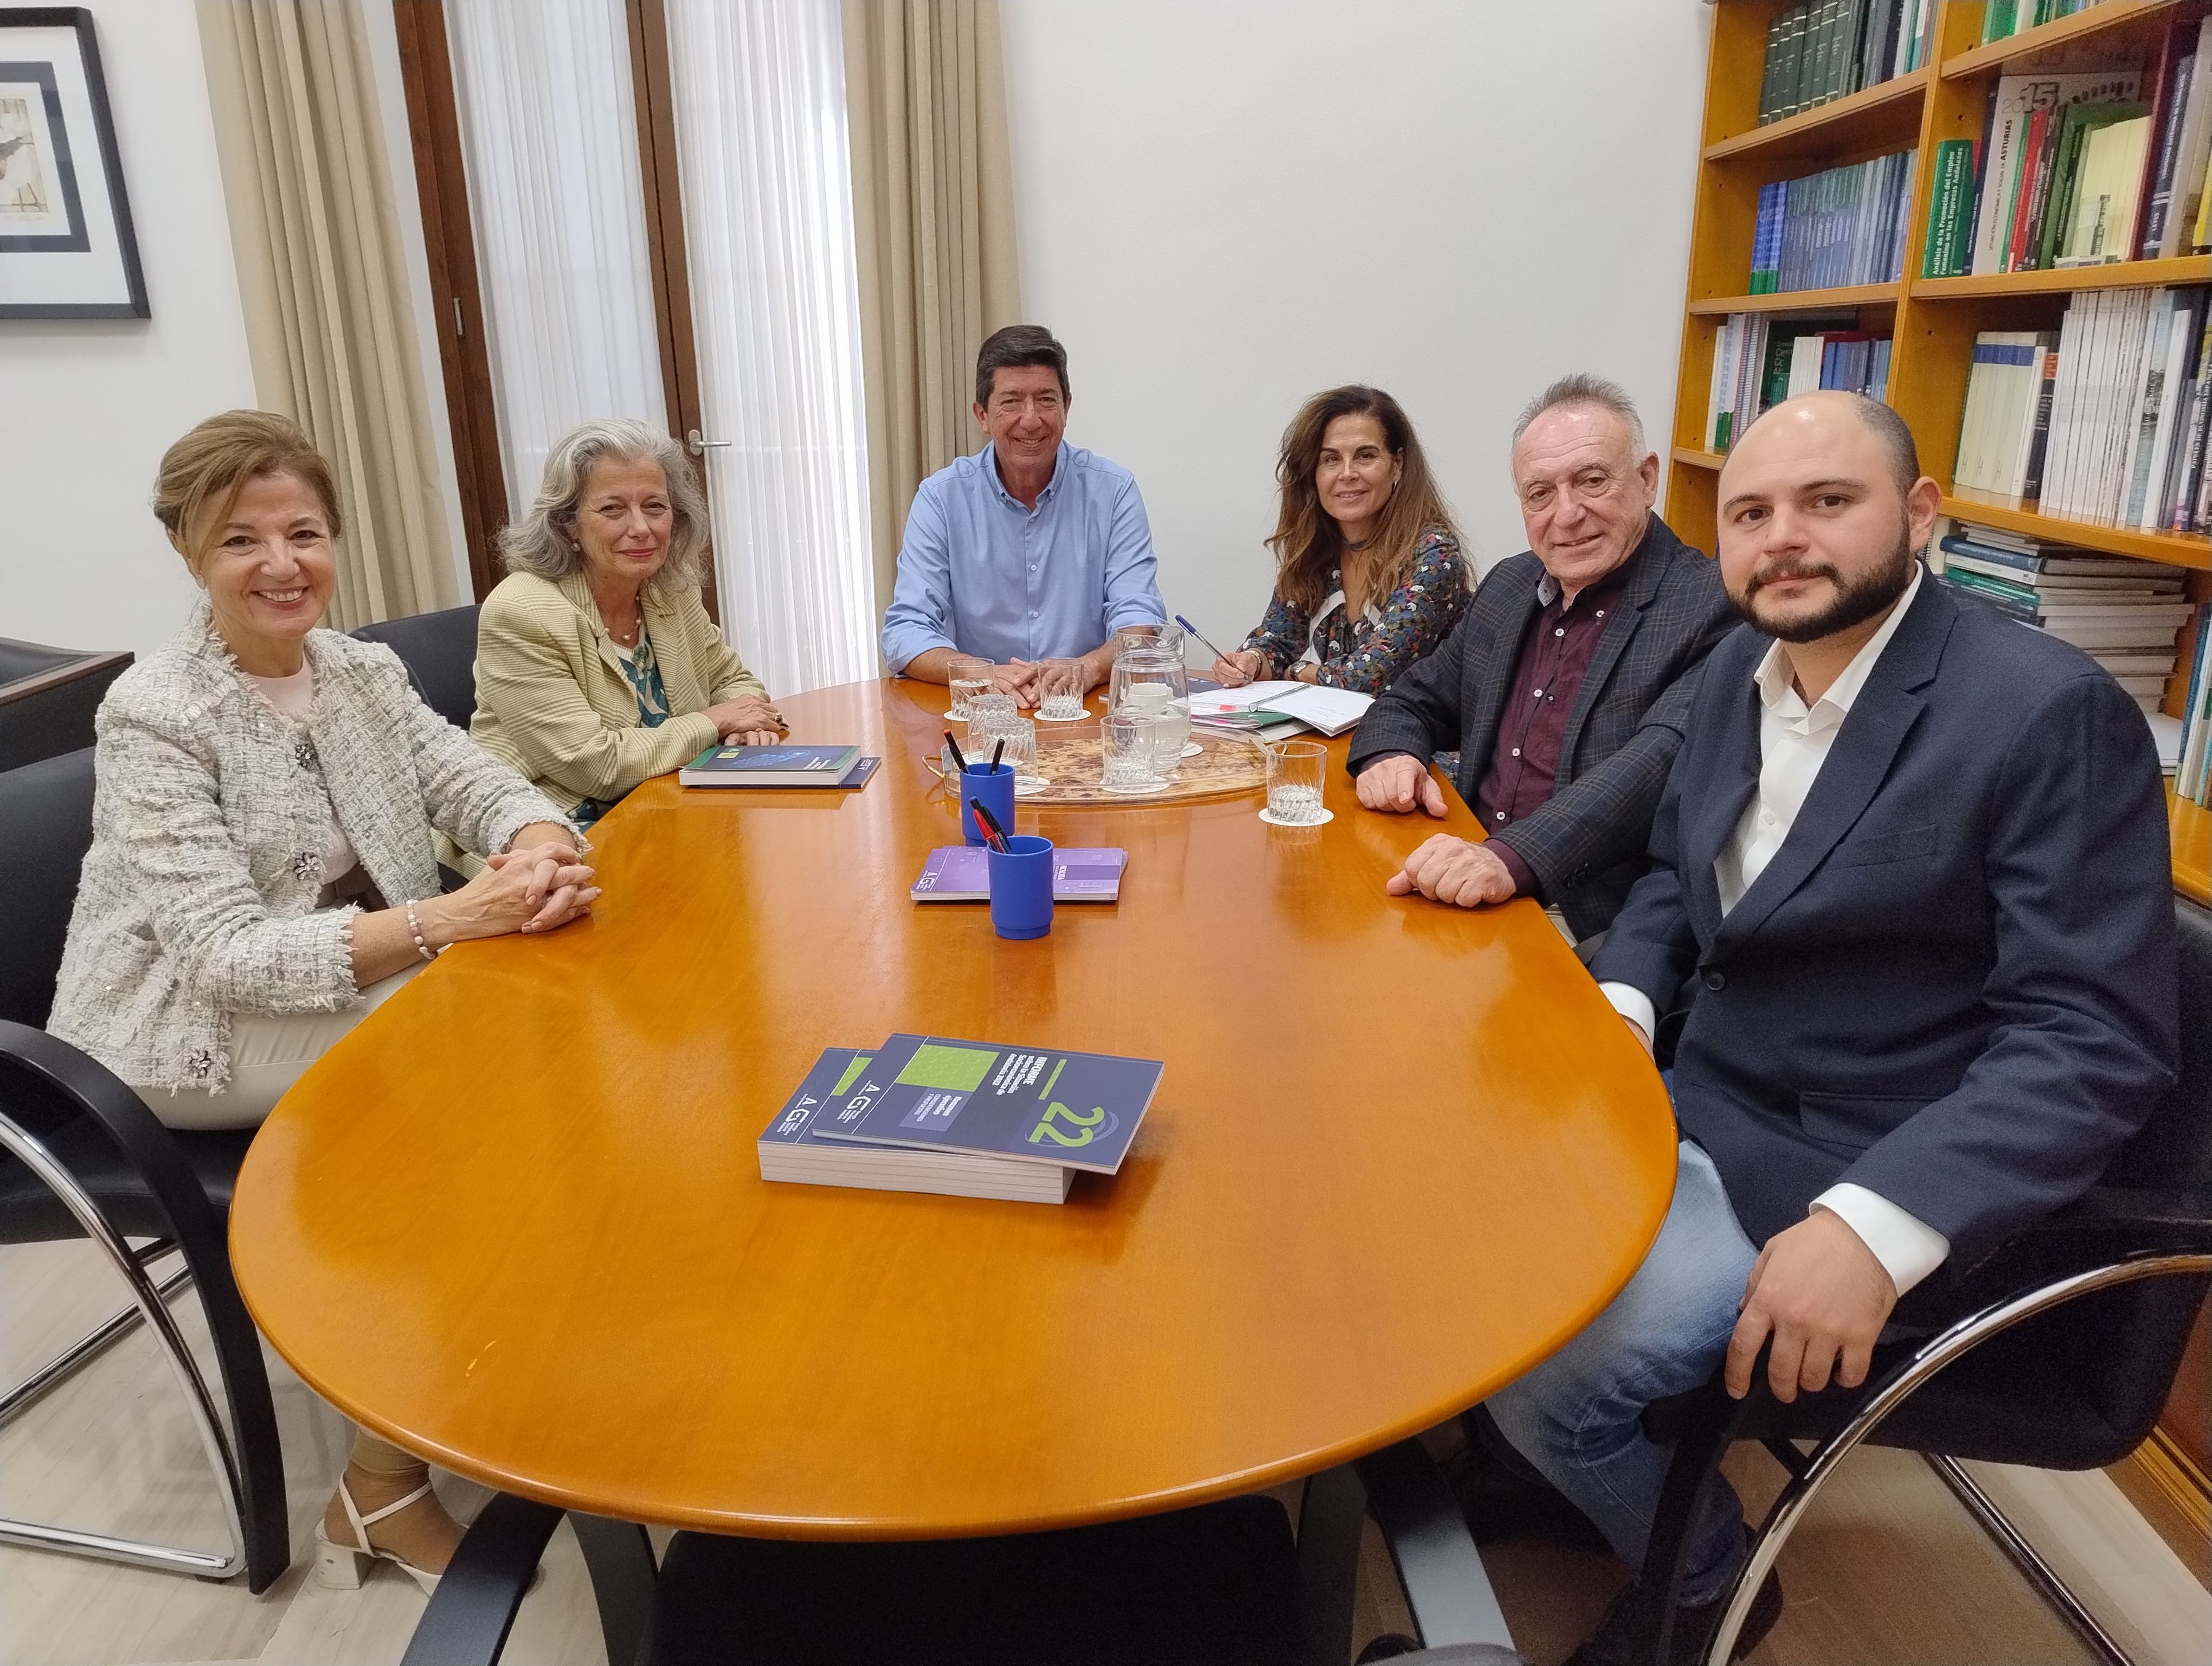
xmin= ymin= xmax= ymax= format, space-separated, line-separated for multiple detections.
xmin=0 ymin=0 xmax=256 ymax=659
xmin=997 ymin=0 xmax=1712 ymax=645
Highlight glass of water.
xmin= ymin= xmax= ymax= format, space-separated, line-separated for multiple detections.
xmin=1102 ymin=711 xmax=1168 ymax=793
xmin=1264 ymin=740 xmax=1330 ymax=825
xmin=1036 ymin=659 xmax=1089 ymax=721
xmin=946 ymin=656 xmax=993 ymax=719
xmin=992 ymin=716 xmax=1048 ymax=793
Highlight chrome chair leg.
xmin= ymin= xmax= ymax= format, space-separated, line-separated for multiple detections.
xmin=1924 ymin=1452 xmax=2134 ymax=1666
xmin=0 ymin=1242 xmax=190 ymax=1428
xmin=1703 ymin=1252 xmax=2212 ymax=1666
xmin=0 ymin=1112 xmax=248 ymax=1580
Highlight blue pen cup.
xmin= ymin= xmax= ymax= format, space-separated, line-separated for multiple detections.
xmin=987 ymin=835 xmax=1055 ymax=940
xmin=961 ymin=762 xmax=1017 ymax=846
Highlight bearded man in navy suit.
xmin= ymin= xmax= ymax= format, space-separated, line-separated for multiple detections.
xmin=1476 ymin=392 xmax=2177 ymax=1666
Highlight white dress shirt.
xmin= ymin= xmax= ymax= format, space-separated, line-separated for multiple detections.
xmin=1603 ymin=568 xmax=1951 ymax=1295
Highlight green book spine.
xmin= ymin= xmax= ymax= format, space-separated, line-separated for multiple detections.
xmin=1784 ymin=3 xmax=1814 ymax=118
xmin=1922 ymin=139 xmax=1971 ymax=278
xmin=1759 ymin=12 xmax=1784 ymax=124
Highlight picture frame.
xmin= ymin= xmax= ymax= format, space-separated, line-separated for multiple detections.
xmin=0 ymin=6 xmax=145 ymax=318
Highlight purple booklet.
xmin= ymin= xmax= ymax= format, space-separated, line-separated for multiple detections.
xmin=910 ymin=845 xmax=1127 ymax=904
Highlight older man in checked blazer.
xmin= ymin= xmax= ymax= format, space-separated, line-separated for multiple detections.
xmin=1348 ymin=375 xmax=1737 ymax=944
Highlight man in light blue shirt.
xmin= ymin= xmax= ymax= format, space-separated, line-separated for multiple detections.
xmin=880 ymin=325 xmax=1168 ymax=701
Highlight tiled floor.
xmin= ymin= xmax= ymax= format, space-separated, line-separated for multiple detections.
xmin=2 ymin=1237 xmax=2205 ymax=1665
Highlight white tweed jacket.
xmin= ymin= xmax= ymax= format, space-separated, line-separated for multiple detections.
xmin=48 ymin=604 xmax=570 ymax=1094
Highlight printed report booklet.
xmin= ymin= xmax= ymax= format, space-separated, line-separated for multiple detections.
xmin=910 ymin=846 xmax=1128 ymax=903
xmin=678 ymin=742 xmax=863 ymax=787
xmin=758 ymin=1041 xmax=1072 ymax=1203
xmin=827 ymin=1034 xmax=1162 ymax=1176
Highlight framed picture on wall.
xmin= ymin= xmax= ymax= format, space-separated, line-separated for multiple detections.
xmin=0 ymin=7 xmax=146 ymax=318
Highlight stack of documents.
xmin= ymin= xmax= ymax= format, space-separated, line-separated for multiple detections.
xmin=1189 ymin=681 xmax=1375 ymax=738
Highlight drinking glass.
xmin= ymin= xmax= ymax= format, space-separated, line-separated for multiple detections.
xmin=1264 ymin=740 xmax=1330 ymax=825
xmin=993 ymin=716 xmax=1048 ymax=794
xmin=1113 ymin=623 xmax=1185 ymax=663
xmin=946 ymin=655 xmax=993 ymax=719
xmin=1036 ymin=659 xmax=1089 ymax=721
xmin=1102 ymin=711 xmax=1168 ymax=793
xmin=966 ymin=691 xmax=1018 ymax=737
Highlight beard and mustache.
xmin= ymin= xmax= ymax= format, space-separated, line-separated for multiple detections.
xmin=1729 ymin=517 xmax=1918 ymax=644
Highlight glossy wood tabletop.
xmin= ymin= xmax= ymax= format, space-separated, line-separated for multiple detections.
xmin=230 ymin=678 xmax=1678 ymax=1540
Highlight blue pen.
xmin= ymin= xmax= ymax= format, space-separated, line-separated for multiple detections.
xmin=1174 ymin=613 xmax=1238 ymax=668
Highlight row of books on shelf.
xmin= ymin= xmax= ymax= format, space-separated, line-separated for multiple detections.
xmin=1979 ymin=2 xmax=2118 ymax=48
xmin=1702 ymin=314 xmax=1892 ymax=453
xmin=2171 ymin=607 xmax=2212 ymax=803
xmin=1922 ymin=22 xmax=2212 ymax=278
xmin=1953 ymin=286 xmax=2212 ymax=533
xmin=1755 ymin=1 xmax=1939 ymax=126
xmin=1932 ymin=522 xmax=2188 ymax=716
xmin=1748 ymin=151 xmax=1914 ymax=293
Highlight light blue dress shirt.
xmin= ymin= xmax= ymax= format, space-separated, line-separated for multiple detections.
xmin=879 ymin=441 xmax=1168 ymax=671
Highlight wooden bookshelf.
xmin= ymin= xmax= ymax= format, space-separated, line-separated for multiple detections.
xmin=1940 ymin=0 xmax=2196 ymax=79
xmin=1935 ymin=494 xmax=2212 ymax=564
xmin=1703 ymin=68 xmax=1928 ymax=163
xmin=1687 ymin=282 xmax=1902 ymax=315
xmin=1912 ymin=253 xmax=2212 ymax=296
xmin=2171 ymin=785 xmax=2212 ymax=905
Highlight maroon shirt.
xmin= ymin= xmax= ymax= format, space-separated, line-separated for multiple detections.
xmin=1475 ymin=559 xmax=1635 ymax=898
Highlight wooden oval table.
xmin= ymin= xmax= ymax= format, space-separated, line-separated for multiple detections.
xmin=230 ymin=678 xmax=1676 ymax=1563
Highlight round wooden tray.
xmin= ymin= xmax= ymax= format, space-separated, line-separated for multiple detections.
xmin=930 ymin=722 xmax=1268 ymax=805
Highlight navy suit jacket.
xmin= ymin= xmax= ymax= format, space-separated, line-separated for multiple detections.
xmin=1588 ymin=573 xmax=2178 ymax=1260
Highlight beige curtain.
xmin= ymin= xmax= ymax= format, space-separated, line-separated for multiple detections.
xmin=843 ymin=0 xmax=1024 ymax=620
xmin=196 ymin=0 xmax=456 ymax=628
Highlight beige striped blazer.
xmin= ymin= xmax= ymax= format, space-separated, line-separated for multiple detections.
xmin=470 ymin=571 xmax=768 ymax=815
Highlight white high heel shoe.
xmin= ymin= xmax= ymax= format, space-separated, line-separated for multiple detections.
xmin=313 ymin=1473 xmax=444 ymax=1594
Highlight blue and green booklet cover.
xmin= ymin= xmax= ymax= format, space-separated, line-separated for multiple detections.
xmin=678 ymin=742 xmax=861 ymax=787
xmin=825 ymin=1033 xmax=1162 ymax=1175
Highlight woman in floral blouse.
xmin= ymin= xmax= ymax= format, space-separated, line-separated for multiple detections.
xmin=1213 ymin=386 xmax=1470 ymax=694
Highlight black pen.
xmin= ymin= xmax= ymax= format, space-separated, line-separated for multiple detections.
xmin=990 ymin=738 xmax=1006 ymax=774
xmin=970 ymin=800 xmax=1012 ymax=853
xmin=944 ymin=729 xmax=969 ymax=776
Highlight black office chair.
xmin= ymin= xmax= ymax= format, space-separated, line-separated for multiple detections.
xmin=394 ymin=1440 xmax=1528 ymax=1666
xmin=1630 ymin=896 xmax=2212 ymax=1666
xmin=0 ymin=748 xmax=290 ymax=1591
xmin=351 ymin=604 xmax=484 ymax=730
xmin=0 ymin=637 xmax=132 ymax=773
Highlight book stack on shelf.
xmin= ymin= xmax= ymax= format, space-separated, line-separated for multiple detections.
xmin=1935 ymin=522 xmax=2190 ymax=712
xmin=1749 ymin=152 xmax=1916 ymax=293
xmin=1703 ymin=317 xmax=1893 ymax=453
xmin=2172 ymin=604 xmax=2212 ymax=800
xmin=1758 ymin=1 xmax=1940 ymax=125
xmin=1924 ymin=21 xmax=2212 ymax=278
xmin=1978 ymin=2 xmax=2120 ymax=49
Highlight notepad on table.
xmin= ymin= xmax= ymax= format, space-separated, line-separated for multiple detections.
xmin=911 ymin=845 xmax=1128 ymax=902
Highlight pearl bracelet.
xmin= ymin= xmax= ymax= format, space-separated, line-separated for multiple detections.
xmin=403 ymin=901 xmax=438 ymax=963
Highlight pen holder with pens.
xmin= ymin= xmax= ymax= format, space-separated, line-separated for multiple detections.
xmin=960 ymin=762 xmax=1017 ymax=845
xmin=986 ymin=834 xmax=1055 ymax=940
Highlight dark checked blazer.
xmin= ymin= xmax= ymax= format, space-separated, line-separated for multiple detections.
xmin=1590 ymin=576 xmax=2175 ymax=1257
xmin=1346 ymin=516 xmax=1737 ymax=940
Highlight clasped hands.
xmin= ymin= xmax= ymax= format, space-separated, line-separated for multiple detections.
xmin=706 ymin=694 xmax=787 ymax=747
xmin=1357 ymin=754 xmax=1516 ymax=909
xmin=448 ymin=824 xmax=596 ymax=939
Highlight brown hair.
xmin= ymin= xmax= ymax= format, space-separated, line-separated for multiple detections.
xmin=974 ymin=324 xmax=1070 ymax=407
xmin=152 ymin=409 xmax=342 ymax=573
xmin=1268 ymin=386 xmax=1462 ymax=615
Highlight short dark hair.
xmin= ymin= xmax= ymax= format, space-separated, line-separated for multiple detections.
xmin=1850 ymin=393 xmax=1921 ymax=497
xmin=975 ymin=325 xmax=1070 ymax=408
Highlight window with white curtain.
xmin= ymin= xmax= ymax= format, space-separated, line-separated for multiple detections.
xmin=663 ymin=0 xmax=877 ymax=696
xmin=445 ymin=0 xmax=666 ymax=521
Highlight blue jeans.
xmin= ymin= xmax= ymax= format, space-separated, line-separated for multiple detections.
xmin=1482 ymin=1140 xmax=1759 ymax=1605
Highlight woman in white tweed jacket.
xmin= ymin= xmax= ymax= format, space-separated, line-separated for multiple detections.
xmin=47 ymin=410 xmax=596 ymax=1590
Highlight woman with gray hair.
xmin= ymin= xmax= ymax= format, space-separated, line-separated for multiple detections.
xmin=471 ymin=418 xmax=785 ymax=827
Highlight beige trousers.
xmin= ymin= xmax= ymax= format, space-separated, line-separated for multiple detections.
xmin=142 ymin=962 xmax=426 ymax=1130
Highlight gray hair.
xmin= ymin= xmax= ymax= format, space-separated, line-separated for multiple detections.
xmin=1512 ymin=374 xmax=1647 ymax=458
xmin=499 ymin=418 xmax=712 ymax=592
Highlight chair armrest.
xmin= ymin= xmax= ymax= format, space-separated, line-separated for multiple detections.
xmin=0 ymin=1020 xmax=290 ymax=1588
xmin=398 ymin=1493 xmax=563 ymax=1666
xmin=1355 ymin=1439 xmax=1516 ymax=1651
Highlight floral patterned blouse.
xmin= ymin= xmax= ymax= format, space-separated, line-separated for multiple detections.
xmin=1240 ymin=528 xmax=1470 ymax=693
xmin=575 ymin=629 xmax=673 ymax=828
